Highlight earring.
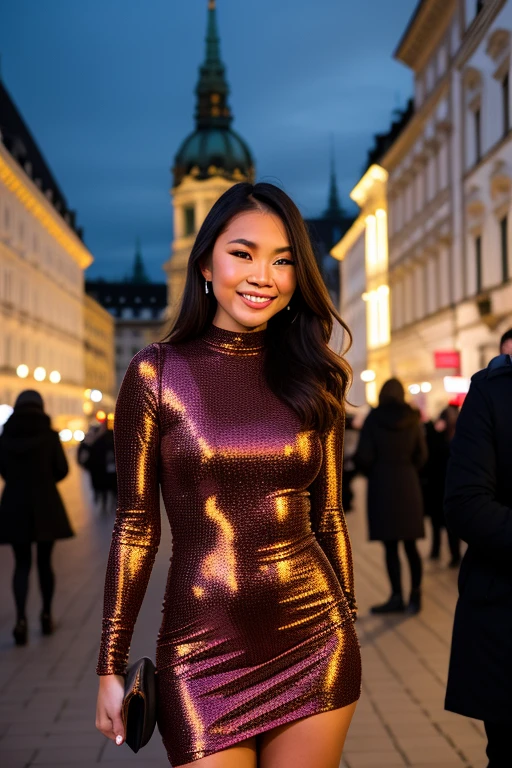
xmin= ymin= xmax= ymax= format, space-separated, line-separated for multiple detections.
xmin=205 ymin=280 xmax=209 ymax=295
xmin=286 ymin=305 xmax=291 ymax=311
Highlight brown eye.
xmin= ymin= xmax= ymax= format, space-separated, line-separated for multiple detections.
xmin=231 ymin=251 xmax=251 ymax=260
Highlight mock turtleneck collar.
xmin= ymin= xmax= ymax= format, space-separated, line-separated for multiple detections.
xmin=201 ymin=324 xmax=266 ymax=356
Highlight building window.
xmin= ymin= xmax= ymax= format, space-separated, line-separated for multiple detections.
xmin=184 ymin=206 xmax=195 ymax=236
xmin=502 ymin=73 xmax=510 ymax=136
xmin=475 ymin=235 xmax=483 ymax=293
xmin=501 ymin=215 xmax=509 ymax=282
xmin=474 ymin=108 xmax=482 ymax=162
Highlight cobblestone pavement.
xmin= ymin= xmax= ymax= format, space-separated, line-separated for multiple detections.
xmin=0 ymin=456 xmax=488 ymax=768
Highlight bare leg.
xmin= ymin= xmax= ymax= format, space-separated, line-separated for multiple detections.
xmin=260 ymin=703 xmax=358 ymax=768
xmin=176 ymin=737 xmax=257 ymax=768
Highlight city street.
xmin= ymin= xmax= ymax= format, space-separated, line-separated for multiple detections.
xmin=0 ymin=453 xmax=488 ymax=768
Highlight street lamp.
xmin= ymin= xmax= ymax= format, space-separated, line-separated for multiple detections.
xmin=420 ymin=382 xmax=432 ymax=393
xmin=90 ymin=389 xmax=103 ymax=403
xmin=409 ymin=384 xmax=421 ymax=395
xmin=49 ymin=370 xmax=61 ymax=384
xmin=73 ymin=430 xmax=85 ymax=442
xmin=59 ymin=429 xmax=72 ymax=442
xmin=16 ymin=364 xmax=29 ymax=379
xmin=34 ymin=367 xmax=46 ymax=382
xmin=361 ymin=369 xmax=376 ymax=383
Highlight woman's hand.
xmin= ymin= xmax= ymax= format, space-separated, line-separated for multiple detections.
xmin=95 ymin=674 xmax=125 ymax=746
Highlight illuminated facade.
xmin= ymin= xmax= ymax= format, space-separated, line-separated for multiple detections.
xmin=83 ymin=294 xmax=116 ymax=415
xmin=332 ymin=165 xmax=390 ymax=406
xmin=164 ymin=1 xmax=255 ymax=313
xmin=335 ymin=0 xmax=512 ymax=416
xmin=0 ymin=81 xmax=93 ymax=431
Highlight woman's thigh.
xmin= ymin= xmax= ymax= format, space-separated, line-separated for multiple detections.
xmin=259 ymin=702 xmax=358 ymax=768
xmin=176 ymin=737 xmax=257 ymax=768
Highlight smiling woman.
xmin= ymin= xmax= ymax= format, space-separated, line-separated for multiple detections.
xmin=96 ymin=182 xmax=361 ymax=768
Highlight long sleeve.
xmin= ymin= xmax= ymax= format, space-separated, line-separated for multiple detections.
xmin=309 ymin=415 xmax=357 ymax=620
xmin=52 ymin=432 xmax=69 ymax=482
xmin=445 ymin=380 xmax=512 ymax=559
xmin=96 ymin=344 xmax=161 ymax=675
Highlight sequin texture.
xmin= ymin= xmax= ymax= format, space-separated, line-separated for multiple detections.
xmin=97 ymin=324 xmax=361 ymax=766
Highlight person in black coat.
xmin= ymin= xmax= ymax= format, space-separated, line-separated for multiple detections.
xmin=0 ymin=390 xmax=74 ymax=646
xmin=355 ymin=378 xmax=428 ymax=614
xmin=444 ymin=354 xmax=512 ymax=767
xmin=422 ymin=405 xmax=461 ymax=567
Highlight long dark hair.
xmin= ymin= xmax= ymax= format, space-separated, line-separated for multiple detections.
xmin=163 ymin=182 xmax=352 ymax=432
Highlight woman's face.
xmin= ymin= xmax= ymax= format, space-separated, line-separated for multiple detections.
xmin=201 ymin=209 xmax=297 ymax=333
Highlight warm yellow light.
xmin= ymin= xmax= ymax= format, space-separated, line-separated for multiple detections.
xmin=34 ymin=367 xmax=46 ymax=382
xmin=361 ymin=369 xmax=376 ymax=383
xmin=366 ymin=381 xmax=378 ymax=406
xmin=376 ymin=208 xmax=388 ymax=271
xmin=96 ymin=410 xmax=107 ymax=422
xmin=83 ymin=401 xmax=94 ymax=415
xmin=90 ymin=389 xmax=103 ymax=403
xmin=59 ymin=429 xmax=72 ymax=442
xmin=365 ymin=214 xmax=377 ymax=273
xmin=421 ymin=382 xmax=432 ymax=393
xmin=16 ymin=364 xmax=29 ymax=379
xmin=49 ymin=370 xmax=61 ymax=384
xmin=73 ymin=430 xmax=85 ymax=442
xmin=409 ymin=384 xmax=421 ymax=395
xmin=84 ymin=389 xmax=92 ymax=399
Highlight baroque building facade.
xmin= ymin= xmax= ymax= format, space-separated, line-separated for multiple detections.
xmin=334 ymin=0 xmax=512 ymax=415
xmin=164 ymin=0 xmax=255 ymax=313
xmin=0 ymin=80 xmax=94 ymax=431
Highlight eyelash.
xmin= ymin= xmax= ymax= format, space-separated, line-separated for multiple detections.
xmin=231 ymin=250 xmax=295 ymax=266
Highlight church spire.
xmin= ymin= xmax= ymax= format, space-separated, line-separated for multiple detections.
xmin=195 ymin=1 xmax=232 ymax=130
xmin=131 ymin=238 xmax=150 ymax=284
xmin=324 ymin=140 xmax=344 ymax=219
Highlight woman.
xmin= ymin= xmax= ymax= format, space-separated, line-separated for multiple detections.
xmin=422 ymin=405 xmax=461 ymax=567
xmin=355 ymin=379 xmax=427 ymax=614
xmin=0 ymin=389 xmax=73 ymax=645
xmin=95 ymin=182 xmax=361 ymax=768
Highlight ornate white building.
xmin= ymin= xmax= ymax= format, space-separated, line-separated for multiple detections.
xmin=164 ymin=0 xmax=255 ymax=313
xmin=334 ymin=0 xmax=512 ymax=415
xmin=0 ymin=81 xmax=93 ymax=431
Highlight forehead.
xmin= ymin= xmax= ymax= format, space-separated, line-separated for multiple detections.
xmin=219 ymin=210 xmax=289 ymax=245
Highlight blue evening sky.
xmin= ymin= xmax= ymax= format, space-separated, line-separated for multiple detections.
xmin=1 ymin=0 xmax=414 ymax=281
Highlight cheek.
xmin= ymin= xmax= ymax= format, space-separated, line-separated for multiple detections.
xmin=276 ymin=272 xmax=297 ymax=297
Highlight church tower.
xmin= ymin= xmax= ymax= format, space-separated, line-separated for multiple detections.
xmin=164 ymin=0 xmax=255 ymax=310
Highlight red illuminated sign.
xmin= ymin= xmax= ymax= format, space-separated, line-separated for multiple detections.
xmin=434 ymin=351 xmax=460 ymax=370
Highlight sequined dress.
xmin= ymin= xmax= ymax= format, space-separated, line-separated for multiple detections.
xmin=97 ymin=325 xmax=361 ymax=766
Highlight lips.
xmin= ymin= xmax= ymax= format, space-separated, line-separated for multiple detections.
xmin=237 ymin=292 xmax=277 ymax=309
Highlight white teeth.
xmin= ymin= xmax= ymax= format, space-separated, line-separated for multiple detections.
xmin=241 ymin=294 xmax=273 ymax=303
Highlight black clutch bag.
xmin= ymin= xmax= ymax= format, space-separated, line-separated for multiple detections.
xmin=122 ymin=657 xmax=157 ymax=753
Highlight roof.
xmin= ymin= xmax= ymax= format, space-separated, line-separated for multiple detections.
xmin=0 ymin=80 xmax=83 ymax=239
xmin=85 ymin=280 xmax=167 ymax=320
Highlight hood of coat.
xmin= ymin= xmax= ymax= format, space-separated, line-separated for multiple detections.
xmin=1 ymin=406 xmax=53 ymax=454
xmin=372 ymin=402 xmax=420 ymax=431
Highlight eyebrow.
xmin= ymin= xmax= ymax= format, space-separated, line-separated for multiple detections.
xmin=227 ymin=238 xmax=293 ymax=255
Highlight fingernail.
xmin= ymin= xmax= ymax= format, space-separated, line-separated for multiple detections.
xmin=116 ymin=735 xmax=123 ymax=745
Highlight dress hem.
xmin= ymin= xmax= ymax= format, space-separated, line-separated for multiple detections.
xmin=168 ymin=695 xmax=361 ymax=766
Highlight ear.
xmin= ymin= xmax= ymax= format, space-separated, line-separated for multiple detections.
xmin=199 ymin=259 xmax=213 ymax=282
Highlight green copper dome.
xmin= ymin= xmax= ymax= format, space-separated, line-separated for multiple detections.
xmin=173 ymin=1 xmax=255 ymax=187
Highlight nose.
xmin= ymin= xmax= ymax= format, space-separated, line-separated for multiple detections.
xmin=247 ymin=263 xmax=272 ymax=287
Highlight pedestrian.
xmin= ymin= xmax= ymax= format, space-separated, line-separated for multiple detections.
xmin=0 ymin=390 xmax=73 ymax=646
xmin=444 ymin=352 xmax=512 ymax=767
xmin=95 ymin=182 xmax=361 ymax=768
xmin=355 ymin=378 xmax=427 ymax=614
xmin=499 ymin=327 xmax=512 ymax=354
xmin=85 ymin=422 xmax=117 ymax=514
xmin=422 ymin=405 xmax=461 ymax=567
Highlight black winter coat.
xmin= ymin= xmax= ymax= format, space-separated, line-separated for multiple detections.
xmin=445 ymin=354 xmax=512 ymax=722
xmin=0 ymin=406 xmax=74 ymax=543
xmin=355 ymin=403 xmax=427 ymax=541
xmin=421 ymin=422 xmax=451 ymax=526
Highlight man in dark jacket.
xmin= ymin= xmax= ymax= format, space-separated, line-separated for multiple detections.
xmin=499 ymin=327 xmax=512 ymax=354
xmin=445 ymin=353 xmax=512 ymax=767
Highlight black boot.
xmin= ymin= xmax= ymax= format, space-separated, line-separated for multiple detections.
xmin=13 ymin=618 xmax=28 ymax=646
xmin=371 ymin=594 xmax=405 ymax=614
xmin=407 ymin=588 xmax=422 ymax=614
xmin=41 ymin=612 xmax=54 ymax=636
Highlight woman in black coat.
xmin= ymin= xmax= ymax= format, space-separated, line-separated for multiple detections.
xmin=444 ymin=354 xmax=512 ymax=765
xmin=0 ymin=390 xmax=74 ymax=645
xmin=355 ymin=378 xmax=427 ymax=614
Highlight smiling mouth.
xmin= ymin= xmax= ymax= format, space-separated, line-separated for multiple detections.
xmin=238 ymin=293 xmax=277 ymax=304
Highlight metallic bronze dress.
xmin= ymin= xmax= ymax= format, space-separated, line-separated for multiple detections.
xmin=97 ymin=325 xmax=361 ymax=766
